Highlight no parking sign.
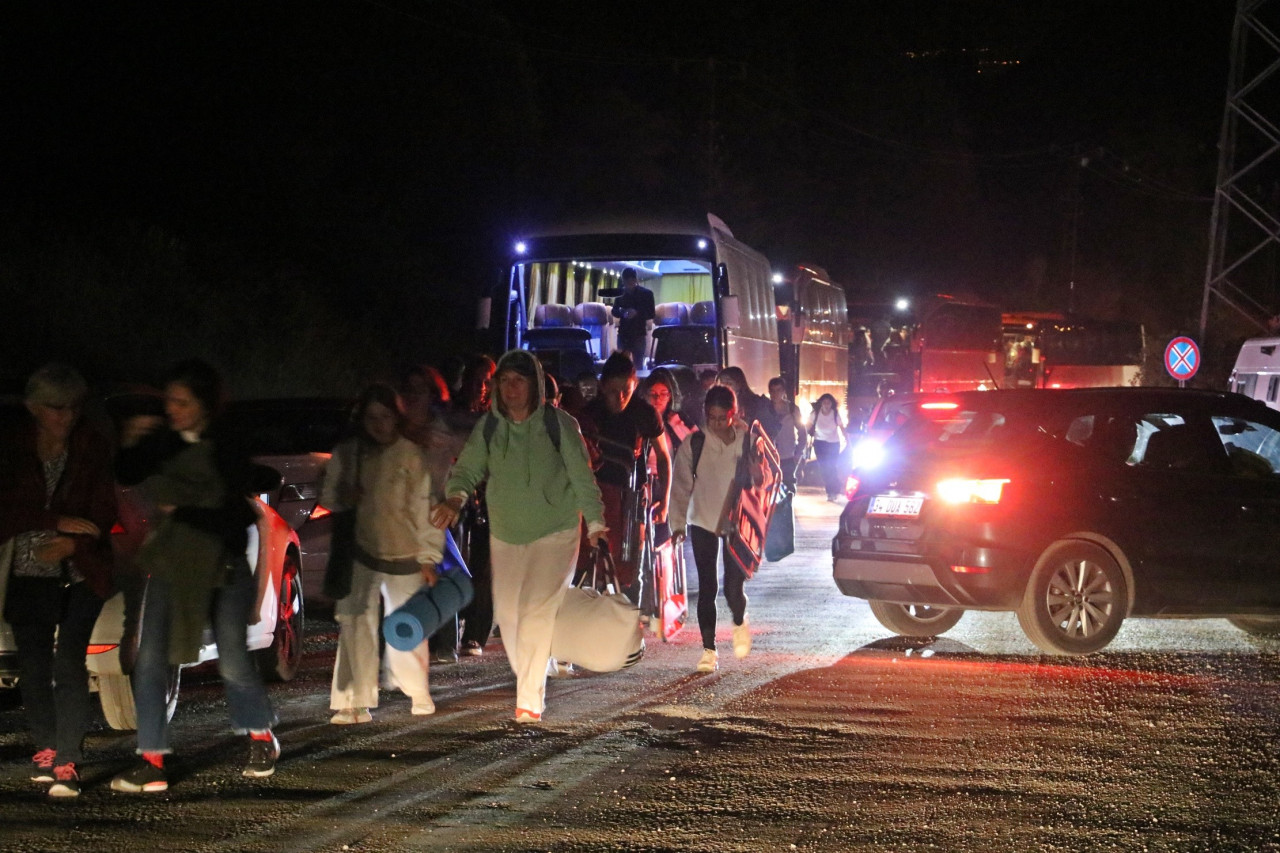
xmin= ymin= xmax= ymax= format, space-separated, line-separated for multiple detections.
xmin=1164 ymin=336 xmax=1200 ymax=386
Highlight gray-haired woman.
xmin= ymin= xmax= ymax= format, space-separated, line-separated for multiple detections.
xmin=0 ymin=364 xmax=117 ymax=798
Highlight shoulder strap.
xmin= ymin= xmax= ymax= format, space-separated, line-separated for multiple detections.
xmin=482 ymin=412 xmax=499 ymax=449
xmin=485 ymin=408 xmax=561 ymax=453
xmin=543 ymin=405 xmax=561 ymax=452
xmin=690 ymin=431 xmax=706 ymax=480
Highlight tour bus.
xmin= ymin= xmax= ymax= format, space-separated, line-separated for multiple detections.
xmin=773 ymin=264 xmax=852 ymax=413
xmin=1229 ymin=336 xmax=1280 ymax=411
xmin=1002 ymin=312 xmax=1146 ymax=389
xmin=846 ymin=294 xmax=1003 ymax=429
xmin=482 ymin=213 xmax=779 ymax=395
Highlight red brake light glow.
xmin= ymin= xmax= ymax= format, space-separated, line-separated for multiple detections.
xmin=110 ymin=522 xmax=126 ymax=535
xmin=86 ymin=644 xmax=119 ymax=655
xmin=844 ymin=475 xmax=860 ymax=499
xmin=936 ymin=478 xmax=1009 ymax=504
xmin=919 ymin=401 xmax=959 ymax=411
xmin=310 ymin=504 xmax=334 ymax=520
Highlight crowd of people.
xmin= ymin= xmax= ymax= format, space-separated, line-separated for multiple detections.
xmin=0 ymin=351 xmax=851 ymax=798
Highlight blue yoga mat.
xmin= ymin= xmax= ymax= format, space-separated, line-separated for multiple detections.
xmin=382 ymin=530 xmax=475 ymax=652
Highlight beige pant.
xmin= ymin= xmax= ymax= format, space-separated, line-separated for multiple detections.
xmin=331 ymin=560 xmax=430 ymax=709
xmin=490 ymin=526 xmax=581 ymax=715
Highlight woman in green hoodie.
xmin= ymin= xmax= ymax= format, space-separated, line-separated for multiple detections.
xmin=431 ymin=350 xmax=606 ymax=722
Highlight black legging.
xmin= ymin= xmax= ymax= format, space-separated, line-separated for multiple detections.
xmin=689 ymin=525 xmax=747 ymax=651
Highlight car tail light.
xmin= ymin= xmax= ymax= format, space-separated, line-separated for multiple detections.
xmin=310 ymin=503 xmax=334 ymax=520
xmin=936 ymin=478 xmax=1009 ymax=504
xmin=949 ymin=564 xmax=991 ymax=574
xmin=919 ymin=401 xmax=959 ymax=411
xmin=86 ymin=644 xmax=119 ymax=655
xmin=110 ymin=522 xmax=126 ymax=535
xmin=844 ymin=475 xmax=860 ymax=499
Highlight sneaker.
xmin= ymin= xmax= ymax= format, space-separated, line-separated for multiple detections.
xmin=513 ymin=708 xmax=542 ymax=724
xmin=732 ymin=617 xmax=752 ymax=659
xmin=48 ymin=763 xmax=80 ymax=798
xmin=547 ymin=658 xmax=575 ymax=678
xmin=411 ymin=699 xmax=436 ymax=716
xmin=111 ymin=761 xmax=169 ymax=793
xmin=330 ymin=707 xmax=373 ymax=725
xmin=696 ymin=648 xmax=719 ymax=673
xmin=31 ymin=748 xmax=56 ymax=783
xmin=461 ymin=640 xmax=484 ymax=656
xmin=243 ymin=733 xmax=280 ymax=778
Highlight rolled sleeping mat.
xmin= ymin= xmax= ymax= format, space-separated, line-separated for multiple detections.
xmin=383 ymin=571 xmax=475 ymax=651
xmin=382 ymin=529 xmax=473 ymax=652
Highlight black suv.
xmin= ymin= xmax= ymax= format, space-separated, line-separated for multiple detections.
xmin=832 ymin=388 xmax=1280 ymax=654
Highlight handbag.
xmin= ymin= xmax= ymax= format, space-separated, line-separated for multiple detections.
xmin=551 ymin=544 xmax=644 ymax=672
xmin=322 ymin=445 xmax=360 ymax=600
xmin=382 ymin=530 xmax=474 ymax=651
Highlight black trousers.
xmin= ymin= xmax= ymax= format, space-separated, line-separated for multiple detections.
xmin=689 ymin=525 xmax=747 ymax=651
xmin=9 ymin=579 xmax=104 ymax=764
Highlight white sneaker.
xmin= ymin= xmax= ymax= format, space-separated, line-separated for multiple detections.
xmin=411 ymin=699 xmax=436 ymax=716
xmin=732 ymin=617 xmax=752 ymax=659
xmin=330 ymin=707 xmax=373 ymax=725
xmin=696 ymin=649 xmax=719 ymax=673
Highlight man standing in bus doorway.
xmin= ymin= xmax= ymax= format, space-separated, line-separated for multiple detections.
xmin=611 ymin=269 xmax=656 ymax=369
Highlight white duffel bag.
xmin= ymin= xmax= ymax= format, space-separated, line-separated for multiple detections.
xmin=551 ymin=545 xmax=644 ymax=673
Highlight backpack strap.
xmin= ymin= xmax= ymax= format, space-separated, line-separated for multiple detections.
xmin=690 ymin=431 xmax=706 ymax=481
xmin=484 ymin=408 xmax=561 ymax=453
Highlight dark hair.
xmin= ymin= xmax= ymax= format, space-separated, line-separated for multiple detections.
xmin=353 ymin=382 xmax=403 ymax=441
xmin=643 ymin=367 xmax=682 ymax=412
xmin=401 ymin=364 xmax=450 ymax=405
xmin=767 ymin=376 xmax=785 ymax=392
xmin=164 ymin=358 xmax=225 ymax=419
xmin=705 ymin=384 xmax=736 ymax=414
xmin=717 ymin=365 xmax=753 ymax=395
xmin=621 ymin=268 xmax=638 ymax=283
xmin=600 ymin=351 xmax=636 ymax=384
xmin=812 ymin=393 xmax=839 ymax=414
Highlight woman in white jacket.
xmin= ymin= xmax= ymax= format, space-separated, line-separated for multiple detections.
xmin=324 ymin=384 xmax=444 ymax=724
xmin=668 ymin=385 xmax=752 ymax=674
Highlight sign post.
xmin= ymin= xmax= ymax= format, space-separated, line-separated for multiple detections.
xmin=1164 ymin=336 xmax=1200 ymax=388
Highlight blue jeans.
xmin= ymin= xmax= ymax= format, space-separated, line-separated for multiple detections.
xmin=9 ymin=579 xmax=103 ymax=763
xmin=133 ymin=562 xmax=276 ymax=753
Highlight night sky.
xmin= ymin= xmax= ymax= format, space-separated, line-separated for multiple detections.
xmin=0 ymin=2 xmax=1242 ymax=393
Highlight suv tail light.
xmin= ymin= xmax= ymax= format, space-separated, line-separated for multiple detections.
xmin=310 ymin=503 xmax=334 ymax=521
xmin=936 ymin=478 xmax=1009 ymax=504
xmin=844 ymin=474 xmax=860 ymax=499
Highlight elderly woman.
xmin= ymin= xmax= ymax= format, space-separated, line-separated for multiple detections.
xmin=0 ymin=364 xmax=116 ymax=798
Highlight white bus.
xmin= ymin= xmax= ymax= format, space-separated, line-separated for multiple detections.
xmin=1230 ymin=336 xmax=1280 ymax=411
xmin=484 ymin=213 xmax=779 ymax=395
xmin=773 ymin=264 xmax=851 ymax=413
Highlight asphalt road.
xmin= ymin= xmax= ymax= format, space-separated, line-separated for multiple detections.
xmin=4 ymin=489 xmax=1280 ymax=852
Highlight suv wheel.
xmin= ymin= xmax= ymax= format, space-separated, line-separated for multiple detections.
xmin=1017 ymin=541 xmax=1127 ymax=655
xmin=868 ymin=600 xmax=964 ymax=636
xmin=1227 ymin=615 xmax=1280 ymax=637
xmin=258 ymin=549 xmax=304 ymax=681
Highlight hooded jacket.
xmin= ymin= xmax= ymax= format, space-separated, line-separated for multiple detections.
xmin=445 ymin=350 xmax=605 ymax=545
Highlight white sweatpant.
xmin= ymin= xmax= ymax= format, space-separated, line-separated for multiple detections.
xmin=331 ymin=560 xmax=430 ymax=710
xmin=490 ymin=526 xmax=581 ymax=716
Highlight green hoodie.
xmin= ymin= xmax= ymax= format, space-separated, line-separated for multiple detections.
xmin=445 ymin=350 xmax=605 ymax=545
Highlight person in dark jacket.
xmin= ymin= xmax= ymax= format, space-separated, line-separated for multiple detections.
xmin=109 ymin=359 xmax=279 ymax=794
xmin=0 ymin=363 xmax=117 ymax=798
xmin=611 ymin=269 xmax=656 ymax=368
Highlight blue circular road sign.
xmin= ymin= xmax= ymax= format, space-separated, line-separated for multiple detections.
xmin=1164 ymin=336 xmax=1200 ymax=381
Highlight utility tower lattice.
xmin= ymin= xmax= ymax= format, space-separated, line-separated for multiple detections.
xmin=1200 ymin=0 xmax=1280 ymax=341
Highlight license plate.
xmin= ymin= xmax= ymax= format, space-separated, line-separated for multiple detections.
xmin=867 ymin=495 xmax=923 ymax=518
